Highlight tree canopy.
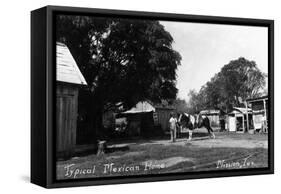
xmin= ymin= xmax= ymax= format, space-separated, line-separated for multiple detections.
xmin=187 ymin=57 xmax=266 ymax=113
xmin=171 ymin=98 xmax=189 ymax=113
xmin=57 ymin=15 xmax=181 ymax=109
xmin=56 ymin=15 xmax=181 ymax=138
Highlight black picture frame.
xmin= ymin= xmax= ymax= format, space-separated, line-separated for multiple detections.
xmin=31 ymin=5 xmax=274 ymax=188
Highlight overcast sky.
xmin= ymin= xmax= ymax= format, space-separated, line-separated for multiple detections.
xmin=161 ymin=21 xmax=268 ymax=101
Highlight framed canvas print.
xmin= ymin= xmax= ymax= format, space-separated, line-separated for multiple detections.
xmin=31 ymin=5 xmax=274 ymax=188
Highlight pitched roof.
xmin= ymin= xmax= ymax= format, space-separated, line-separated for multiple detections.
xmin=56 ymin=42 xmax=87 ymax=85
xmin=246 ymin=95 xmax=268 ymax=102
xmin=229 ymin=107 xmax=252 ymax=115
xmin=122 ymin=101 xmax=156 ymax=114
xmin=200 ymin=109 xmax=220 ymax=115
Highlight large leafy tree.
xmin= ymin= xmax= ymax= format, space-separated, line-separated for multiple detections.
xmin=94 ymin=18 xmax=181 ymax=108
xmin=187 ymin=89 xmax=208 ymax=114
xmin=187 ymin=57 xmax=266 ymax=112
xmin=56 ymin=15 xmax=181 ymax=140
xmin=220 ymin=57 xmax=266 ymax=104
xmin=172 ymin=98 xmax=189 ymax=113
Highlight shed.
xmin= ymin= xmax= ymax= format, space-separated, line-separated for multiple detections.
xmin=123 ymin=101 xmax=156 ymax=114
xmin=227 ymin=107 xmax=252 ymax=133
xmin=154 ymin=105 xmax=175 ymax=133
xmin=120 ymin=101 xmax=156 ymax=137
xmin=246 ymin=96 xmax=268 ymax=132
xmin=199 ymin=109 xmax=222 ymax=128
xmin=56 ymin=42 xmax=87 ymax=158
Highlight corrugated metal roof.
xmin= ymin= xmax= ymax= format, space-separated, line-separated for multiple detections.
xmin=56 ymin=42 xmax=87 ymax=85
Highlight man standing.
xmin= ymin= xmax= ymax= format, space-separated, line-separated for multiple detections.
xmin=169 ymin=112 xmax=177 ymax=142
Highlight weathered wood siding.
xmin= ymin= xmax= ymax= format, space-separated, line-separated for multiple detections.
xmin=56 ymin=83 xmax=78 ymax=158
xmin=251 ymin=99 xmax=268 ymax=131
xmin=155 ymin=108 xmax=175 ymax=132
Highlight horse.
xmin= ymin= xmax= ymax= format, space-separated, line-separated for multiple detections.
xmin=178 ymin=113 xmax=215 ymax=140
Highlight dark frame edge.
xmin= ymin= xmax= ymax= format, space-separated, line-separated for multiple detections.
xmin=46 ymin=5 xmax=56 ymax=188
xmin=47 ymin=169 xmax=273 ymax=188
xmin=45 ymin=5 xmax=274 ymax=25
xmin=31 ymin=6 xmax=48 ymax=188
xmin=268 ymin=20 xmax=274 ymax=174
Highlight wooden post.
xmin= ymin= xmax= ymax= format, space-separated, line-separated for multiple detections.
xmin=234 ymin=114 xmax=237 ymax=133
xmin=97 ymin=141 xmax=107 ymax=155
xmin=245 ymin=101 xmax=249 ymax=133
xmin=263 ymin=99 xmax=267 ymax=132
xmin=242 ymin=115 xmax=245 ymax=133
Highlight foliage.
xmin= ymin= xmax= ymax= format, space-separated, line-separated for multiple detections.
xmin=57 ymin=15 xmax=181 ymax=107
xmin=56 ymin=15 xmax=181 ymax=138
xmin=96 ymin=18 xmax=181 ymax=108
xmin=187 ymin=57 xmax=266 ymax=112
xmin=171 ymin=98 xmax=189 ymax=113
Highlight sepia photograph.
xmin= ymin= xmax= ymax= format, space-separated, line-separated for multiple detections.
xmin=55 ymin=14 xmax=270 ymax=180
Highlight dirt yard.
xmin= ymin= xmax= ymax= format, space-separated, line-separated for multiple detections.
xmin=56 ymin=131 xmax=268 ymax=180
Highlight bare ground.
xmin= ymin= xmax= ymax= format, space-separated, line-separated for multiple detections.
xmin=56 ymin=131 xmax=268 ymax=180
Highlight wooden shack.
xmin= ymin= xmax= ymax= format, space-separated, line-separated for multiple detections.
xmin=199 ymin=109 xmax=221 ymax=128
xmin=227 ymin=107 xmax=252 ymax=133
xmin=246 ymin=96 xmax=268 ymax=132
xmin=154 ymin=106 xmax=175 ymax=133
xmin=121 ymin=101 xmax=156 ymax=137
xmin=56 ymin=42 xmax=87 ymax=158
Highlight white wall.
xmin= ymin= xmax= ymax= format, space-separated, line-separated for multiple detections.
xmin=0 ymin=0 xmax=279 ymax=193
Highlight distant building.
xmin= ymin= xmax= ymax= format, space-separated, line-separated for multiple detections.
xmin=118 ymin=101 xmax=175 ymax=137
xmin=154 ymin=105 xmax=175 ymax=133
xmin=120 ymin=101 xmax=156 ymax=137
xmin=246 ymin=96 xmax=268 ymax=132
xmin=199 ymin=109 xmax=223 ymax=128
xmin=227 ymin=107 xmax=253 ymax=133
